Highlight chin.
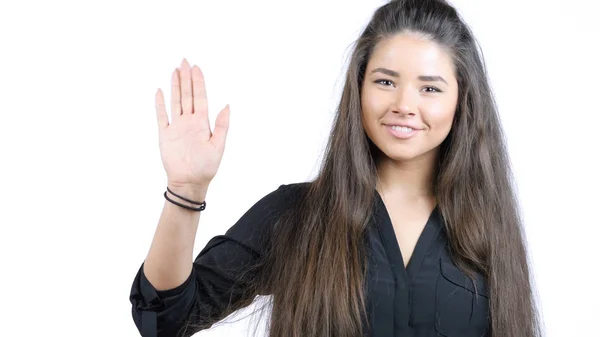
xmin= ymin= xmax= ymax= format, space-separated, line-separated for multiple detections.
xmin=389 ymin=153 xmax=422 ymax=163
xmin=380 ymin=149 xmax=422 ymax=163
xmin=378 ymin=144 xmax=437 ymax=164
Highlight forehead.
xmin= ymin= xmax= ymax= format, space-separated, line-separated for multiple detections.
xmin=368 ymin=33 xmax=455 ymax=74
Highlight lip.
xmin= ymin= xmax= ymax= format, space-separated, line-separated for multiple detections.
xmin=383 ymin=122 xmax=423 ymax=130
xmin=385 ymin=124 xmax=420 ymax=139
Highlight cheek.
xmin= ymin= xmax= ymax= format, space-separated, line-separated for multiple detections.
xmin=433 ymin=112 xmax=455 ymax=132
xmin=361 ymin=90 xmax=383 ymax=127
xmin=425 ymin=102 xmax=455 ymax=132
xmin=361 ymin=89 xmax=383 ymax=115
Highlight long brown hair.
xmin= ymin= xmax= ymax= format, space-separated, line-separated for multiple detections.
xmin=188 ymin=1 xmax=542 ymax=336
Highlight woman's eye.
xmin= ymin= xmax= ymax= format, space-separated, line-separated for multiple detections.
xmin=375 ymin=79 xmax=394 ymax=86
xmin=423 ymin=86 xmax=442 ymax=93
xmin=374 ymin=80 xmax=442 ymax=93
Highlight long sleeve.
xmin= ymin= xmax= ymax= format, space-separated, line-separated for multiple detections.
xmin=129 ymin=183 xmax=299 ymax=337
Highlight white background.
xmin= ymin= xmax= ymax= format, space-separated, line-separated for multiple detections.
xmin=1 ymin=0 xmax=598 ymax=336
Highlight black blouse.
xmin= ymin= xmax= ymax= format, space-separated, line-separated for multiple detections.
xmin=130 ymin=182 xmax=490 ymax=337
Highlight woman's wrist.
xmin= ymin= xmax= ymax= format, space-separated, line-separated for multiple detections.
xmin=166 ymin=182 xmax=208 ymax=204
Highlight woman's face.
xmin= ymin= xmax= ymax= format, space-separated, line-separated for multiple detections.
xmin=361 ymin=32 xmax=459 ymax=164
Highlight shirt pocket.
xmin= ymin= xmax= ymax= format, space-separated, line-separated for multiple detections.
xmin=434 ymin=258 xmax=490 ymax=337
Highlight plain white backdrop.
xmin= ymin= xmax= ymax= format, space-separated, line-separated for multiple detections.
xmin=1 ymin=0 xmax=599 ymax=336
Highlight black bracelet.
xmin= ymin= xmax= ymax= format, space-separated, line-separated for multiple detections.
xmin=166 ymin=186 xmax=205 ymax=205
xmin=164 ymin=192 xmax=205 ymax=211
xmin=164 ymin=188 xmax=206 ymax=212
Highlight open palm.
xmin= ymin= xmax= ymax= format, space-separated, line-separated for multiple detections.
xmin=155 ymin=59 xmax=230 ymax=189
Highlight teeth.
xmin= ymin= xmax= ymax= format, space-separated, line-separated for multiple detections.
xmin=391 ymin=125 xmax=413 ymax=132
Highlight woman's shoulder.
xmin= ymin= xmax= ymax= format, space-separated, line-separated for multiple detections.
xmin=242 ymin=181 xmax=311 ymax=217
xmin=276 ymin=181 xmax=312 ymax=197
xmin=265 ymin=181 xmax=312 ymax=202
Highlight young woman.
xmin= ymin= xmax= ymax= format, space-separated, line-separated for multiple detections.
xmin=130 ymin=0 xmax=542 ymax=336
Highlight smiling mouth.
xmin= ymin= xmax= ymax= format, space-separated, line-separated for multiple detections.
xmin=385 ymin=125 xmax=420 ymax=139
xmin=389 ymin=125 xmax=415 ymax=132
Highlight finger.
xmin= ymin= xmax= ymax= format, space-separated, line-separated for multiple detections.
xmin=171 ymin=69 xmax=182 ymax=122
xmin=155 ymin=88 xmax=169 ymax=130
xmin=191 ymin=65 xmax=208 ymax=114
xmin=211 ymin=104 xmax=230 ymax=152
xmin=191 ymin=65 xmax=211 ymax=131
xmin=180 ymin=59 xmax=193 ymax=115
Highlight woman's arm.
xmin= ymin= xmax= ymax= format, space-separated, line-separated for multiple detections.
xmin=130 ymin=183 xmax=295 ymax=337
xmin=143 ymin=183 xmax=207 ymax=291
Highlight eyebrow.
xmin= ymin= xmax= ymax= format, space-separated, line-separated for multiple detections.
xmin=370 ymin=67 xmax=448 ymax=85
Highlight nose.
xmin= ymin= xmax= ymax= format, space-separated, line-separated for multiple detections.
xmin=392 ymin=85 xmax=417 ymax=116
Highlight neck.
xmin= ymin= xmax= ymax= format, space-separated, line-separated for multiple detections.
xmin=375 ymin=151 xmax=438 ymax=200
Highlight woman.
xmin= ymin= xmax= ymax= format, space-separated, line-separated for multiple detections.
xmin=130 ymin=0 xmax=542 ymax=336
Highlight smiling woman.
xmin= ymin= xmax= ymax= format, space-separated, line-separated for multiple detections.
xmin=361 ymin=33 xmax=458 ymax=161
xmin=129 ymin=1 xmax=543 ymax=337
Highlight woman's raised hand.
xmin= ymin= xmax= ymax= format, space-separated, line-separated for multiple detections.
xmin=155 ymin=58 xmax=230 ymax=191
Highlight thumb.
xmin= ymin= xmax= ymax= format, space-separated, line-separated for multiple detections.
xmin=210 ymin=104 xmax=230 ymax=151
